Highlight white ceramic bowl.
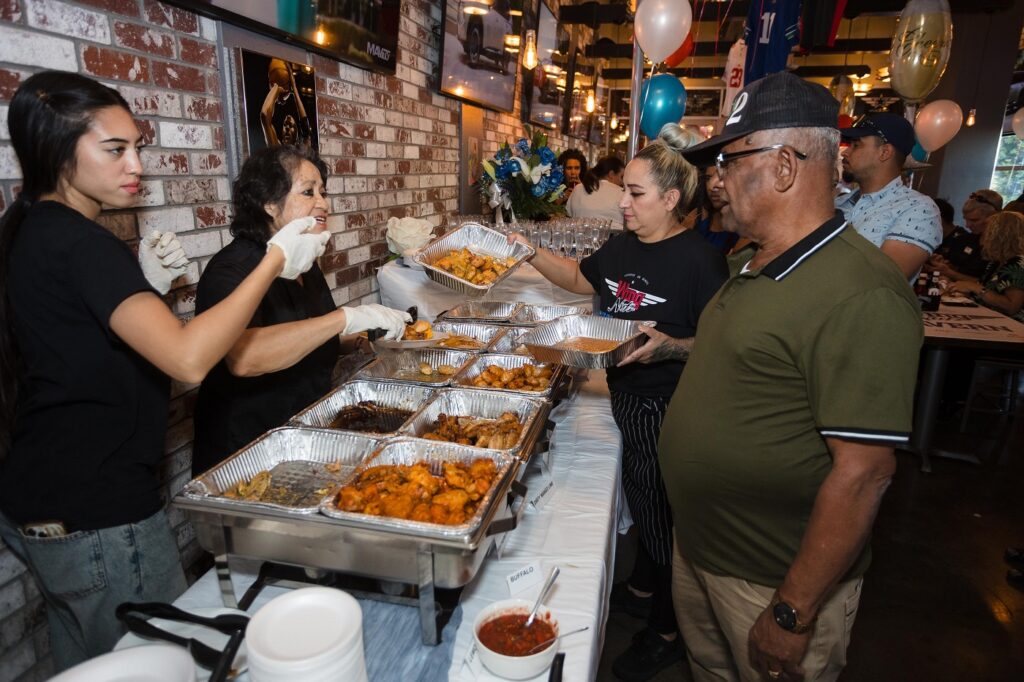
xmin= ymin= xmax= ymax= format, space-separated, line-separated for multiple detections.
xmin=473 ymin=598 xmax=559 ymax=680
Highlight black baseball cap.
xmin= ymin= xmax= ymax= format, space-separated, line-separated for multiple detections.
xmin=683 ymin=71 xmax=839 ymax=166
xmin=839 ymin=113 xmax=915 ymax=156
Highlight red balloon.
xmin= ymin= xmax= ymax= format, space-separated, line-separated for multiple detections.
xmin=837 ymin=114 xmax=855 ymax=129
xmin=664 ymin=33 xmax=694 ymax=68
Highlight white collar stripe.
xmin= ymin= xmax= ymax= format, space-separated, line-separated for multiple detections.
xmin=774 ymin=221 xmax=848 ymax=281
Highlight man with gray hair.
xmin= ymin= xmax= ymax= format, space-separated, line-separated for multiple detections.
xmin=657 ymin=72 xmax=923 ymax=682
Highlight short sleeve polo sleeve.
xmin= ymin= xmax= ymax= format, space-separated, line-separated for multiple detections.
xmin=886 ymin=195 xmax=943 ymax=253
xmin=67 ymin=228 xmax=155 ymax=335
xmin=805 ymin=287 xmax=923 ymax=444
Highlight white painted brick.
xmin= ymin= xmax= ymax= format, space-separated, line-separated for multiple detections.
xmin=338 ymin=63 xmax=364 ymax=85
xmin=348 ymin=245 xmax=371 ymax=264
xmin=326 ymin=214 xmax=345 ymax=234
xmin=330 ymin=286 xmax=350 ymax=307
xmin=385 ymin=110 xmax=403 ymax=126
xmin=0 ymin=106 xmax=8 ymax=141
xmin=343 ymin=177 xmax=367 ymax=193
xmin=320 ymin=137 xmax=344 ymax=156
xmin=365 ymin=143 xmax=386 ymax=158
xmin=355 ymin=159 xmax=376 ymax=175
xmin=138 ymin=207 xmax=194 ymax=235
xmin=200 ymin=16 xmax=218 ymax=41
xmin=0 ymin=147 xmax=21 ymax=181
xmin=190 ymin=151 xmax=227 ymax=176
xmin=26 ymin=0 xmax=110 ymax=44
xmin=216 ymin=177 xmax=231 ymax=201
xmin=179 ymin=230 xmax=222 ymax=259
xmin=116 ymin=85 xmax=181 ymax=118
xmin=326 ymin=177 xmax=346 ymax=195
xmin=322 ymin=79 xmax=351 ymax=100
xmin=158 ymin=122 xmax=213 ymax=149
xmin=334 ymin=230 xmax=360 ymax=250
xmin=410 ymin=131 xmax=427 ymax=145
xmin=401 ymin=82 xmax=419 ymax=100
xmin=348 ymin=277 xmax=372 ymax=300
xmin=0 ymin=28 xmax=76 ymax=71
xmin=136 ymin=180 xmax=165 ymax=207
xmin=374 ymin=127 xmax=396 ymax=142
xmin=403 ymin=146 xmax=418 ymax=159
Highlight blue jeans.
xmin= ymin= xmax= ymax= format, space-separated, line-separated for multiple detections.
xmin=0 ymin=508 xmax=187 ymax=672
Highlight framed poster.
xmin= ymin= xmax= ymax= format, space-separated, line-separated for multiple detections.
xmin=564 ymin=50 xmax=593 ymax=140
xmin=168 ymin=0 xmax=400 ymax=74
xmin=237 ymin=50 xmax=319 ymax=156
xmin=684 ymin=89 xmax=724 ymax=119
xmin=527 ymin=1 xmax=564 ymax=131
xmin=439 ymin=0 xmax=520 ymax=112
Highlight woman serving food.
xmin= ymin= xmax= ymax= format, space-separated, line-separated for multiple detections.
xmin=0 ymin=71 xmax=329 ymax=670
xmin=508 ymin=123 xmax=728 ymax=676
xmin=192 ymin=145 xmax=411 ymax=474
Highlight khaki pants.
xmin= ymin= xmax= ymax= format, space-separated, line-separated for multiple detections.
xmin=672 ymin=539 xmax=862 ymax=682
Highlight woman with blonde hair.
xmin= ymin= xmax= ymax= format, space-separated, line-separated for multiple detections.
xmin=510 ymin=122 xmax=728 ymax=679
xmin=948 ymin=210 xmax=1024 ymax=320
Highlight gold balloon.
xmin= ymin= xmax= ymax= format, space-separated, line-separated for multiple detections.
xmin=829 ymin=75 xmax=856 ymax=118
xmin=888 ymin=0 xmax=953 ymax=103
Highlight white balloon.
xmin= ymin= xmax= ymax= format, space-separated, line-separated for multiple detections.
xmin=1013 ymin=109 xmax=1024 ymax=139
xmin=635 ymin=0 xmax=694 ymax=64
xmin=914 ymin=99 xmax=963 ymax=152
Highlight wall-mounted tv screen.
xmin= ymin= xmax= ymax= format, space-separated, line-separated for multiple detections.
xmin=168 ymin=0 xmax=400 ymax=74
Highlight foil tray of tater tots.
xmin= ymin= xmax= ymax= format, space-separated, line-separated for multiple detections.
xmin=438 ymin=300 xmax=522 ymax=324
xmin=319 ymin=438 xmax=517 ymax=541
xmin=414 ymin=224 xmax=535 ymax=297
xmin=453 ymin=353 xmax=563 ymax=398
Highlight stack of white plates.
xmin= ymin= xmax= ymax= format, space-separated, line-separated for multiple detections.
xmin=246 ymin=587 xmax=367 ymax=682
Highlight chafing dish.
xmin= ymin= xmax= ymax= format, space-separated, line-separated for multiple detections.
xmin=356 ymin=348 xmax=475 ymax=386
xmin=509 ymin=303 xmax=591 ymax=326
xmin=437 ymin=300 xmax=522 ymax=324
xmin=454 ymin=353 xmax=564 ymax=398
xmin=289 ymin=380 xmax=434 ymax=435
xmin=425 ymin=321 xmax=508 ymax=352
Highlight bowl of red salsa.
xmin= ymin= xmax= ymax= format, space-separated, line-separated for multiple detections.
xmin=473 ymin=599 xmax=560 ymax=679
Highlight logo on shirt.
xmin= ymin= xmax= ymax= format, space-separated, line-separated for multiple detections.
xmin=604 ymin=278 xmax=666 ymax=314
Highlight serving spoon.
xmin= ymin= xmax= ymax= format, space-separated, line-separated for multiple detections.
xmin=525 ymin=566 xmax=560 ymax=628
xmin=525 ymin=625 xmax=590 ymax=655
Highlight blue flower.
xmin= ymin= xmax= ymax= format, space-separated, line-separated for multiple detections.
xmin=495 ymin=159 xmax=516 ymax=180
xmin=547 ymin=165 xmax=564 ymax=187
xmin=514 ymin=139 xmax=532 ymax=157
xmin=531 ymin=183 xmax=547 ymax=197
xmin=538 ymin=147 xmax=556 ymax=165
xmin=495 ymin=146 xmax=512 ymax=162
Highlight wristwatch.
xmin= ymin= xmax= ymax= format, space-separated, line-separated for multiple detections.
xmin=770 ymin=592 xmax=815 ymax=634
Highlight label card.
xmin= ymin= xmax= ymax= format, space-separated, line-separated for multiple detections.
xmin=527 ymin=466 xmax=555 ymax=512
xmin=506 ymin=560 xmax=544 ymax=596
xmin=461 ymin=643 xmax=484 ymax=678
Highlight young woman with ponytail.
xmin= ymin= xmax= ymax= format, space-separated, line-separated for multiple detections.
xmin=0 ymin=70 xmax=328 ymax=670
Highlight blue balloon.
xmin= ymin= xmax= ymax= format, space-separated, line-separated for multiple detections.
xmin=639 ymin=74 xmax=687 ymax=139
xmin=911 ymin=140 xmax=928 ymax=162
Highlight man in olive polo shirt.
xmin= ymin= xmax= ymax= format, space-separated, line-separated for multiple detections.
xmin=659 ymin=72 xmax=923 ymax=682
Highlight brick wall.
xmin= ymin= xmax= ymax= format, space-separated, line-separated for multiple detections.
xmin=0 ymin=1 xmax=595 ymax=678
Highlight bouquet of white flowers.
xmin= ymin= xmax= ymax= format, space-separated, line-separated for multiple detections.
xmin=385 ymin=216 xmax=434 ymax=258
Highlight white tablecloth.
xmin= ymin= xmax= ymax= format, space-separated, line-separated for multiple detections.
xmin=378 ymin=260 xmax=594 ymax=321
xmin=171 ymin=372 xmax=623 ymax=681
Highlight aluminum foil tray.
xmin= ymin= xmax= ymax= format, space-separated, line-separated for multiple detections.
xmin=520 ymin=315 xmax=654 ymax=369
xmin=454 ymin=353 xmax=561 ymax=397
xmin=426 ymin=322 xmax=507 ymax=352
xmin=488 ymin=326 xmax=533 ymax=355
xmin=181 ymin=428 xmax=381 ymax=515
xmin=414 ymin=223 xmax=536 ymax=297
xmin=356 ymin=349 xmax=475 ymax=386
xmin=510 ymin=303 xmax=591 ymax=326
xmin=320 ymin=438 xmax=517 ymax=541
xmin=438 ymin=300 xmax=522 ymax=324
xmin=400 ymin=388 xmax=545 ymax=458
xmin=290 ymin=380 xmax=435 ymax=434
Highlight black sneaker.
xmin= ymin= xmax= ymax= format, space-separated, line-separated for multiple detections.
xmin=611 ymin=627 xmax=685 ymax=682
xmin=610 ymin=582 xmax=653 ymax=619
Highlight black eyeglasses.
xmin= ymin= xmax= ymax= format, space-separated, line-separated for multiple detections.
xmin=969 ymin=192 xmax=1001 ymax=210
xmin=853 ymin=117 xmax=889 ymax=146
xmin=714 ymin=144 xmax=807 ymax=178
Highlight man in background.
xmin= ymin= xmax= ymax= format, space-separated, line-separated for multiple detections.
xmin=930 ymin=191 xmax=1001 ymax=281
xmin=836 ymin=113 xmax=942 ymax=279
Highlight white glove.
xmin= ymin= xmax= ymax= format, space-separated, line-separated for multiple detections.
xmin=341 ymin=304 xmax=413 ymax=341
xmin=139 ymin=231 xmax=189 ymax=295
xmin=267 ymin=216 xmax=331 ymax=280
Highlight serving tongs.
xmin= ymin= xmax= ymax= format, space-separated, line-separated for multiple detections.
xmin=367 ymin=305 xmax=418 ymax=343
xmin=115 ymin=602 xmax=249 ymax=680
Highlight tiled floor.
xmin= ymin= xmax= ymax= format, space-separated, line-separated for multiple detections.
xmin=597 ymin=374 xmax=1024 ymax=682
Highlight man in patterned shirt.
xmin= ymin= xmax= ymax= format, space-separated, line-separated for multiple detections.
xmin=836 ymin=113 xmax=942 ymax=279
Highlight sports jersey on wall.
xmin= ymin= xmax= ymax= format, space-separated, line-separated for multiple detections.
xmin=723 ymin=39 xmax=747 ymax=117
xmin=743 ymin=0 xmax=802 ymax=85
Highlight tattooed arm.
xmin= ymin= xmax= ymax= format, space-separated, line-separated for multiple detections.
xmin=616 ymin=324 xmax=694 ymax=366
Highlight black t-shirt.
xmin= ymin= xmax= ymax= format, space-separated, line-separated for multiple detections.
xmin=579 ymin=229 xmax=728 ymax=398
xmin=192 ymin=235 xmax=340 ymax=474
xmin=935 ymin=226 xmax=989 ymax=279
xmin=0 ymin=201 xmax=168 ymax=531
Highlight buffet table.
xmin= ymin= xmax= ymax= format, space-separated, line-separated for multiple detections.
xmin=910 ymin=303 xmax=1024 ymax=472
xmin=378 ymin=260 xmax=594 ymax=321
xmin=173 ymin=370 xmax=623 ymax=681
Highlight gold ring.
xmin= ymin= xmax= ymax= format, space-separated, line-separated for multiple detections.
xmin=768 ymin=672 xmax=781 ymax=680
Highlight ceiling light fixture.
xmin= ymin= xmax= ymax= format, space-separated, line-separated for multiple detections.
xmin=522 ymin=30 xmax=538 ymax=70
